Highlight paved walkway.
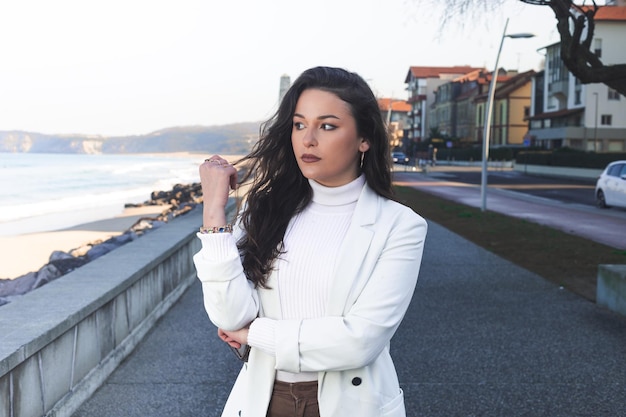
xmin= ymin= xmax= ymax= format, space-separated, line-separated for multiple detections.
xmin=72 ymin=171 xmax=626 ymax=417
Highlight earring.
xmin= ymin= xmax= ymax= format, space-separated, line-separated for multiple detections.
xmin=360 ymin=152 xmax=365 ymax=169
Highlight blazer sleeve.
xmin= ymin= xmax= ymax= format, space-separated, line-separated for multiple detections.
xmin=193 ymin=225 xmax=259 ymax=332
xmin=273 ymin=206 xmax=427 ymax=373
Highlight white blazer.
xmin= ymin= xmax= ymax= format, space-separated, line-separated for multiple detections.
xmin=194 ymin=183 xmax=428 ymax=417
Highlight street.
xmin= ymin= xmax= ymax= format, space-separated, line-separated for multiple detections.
xmin=399 ymin=165 xmax=599 ymax=207
xmin=392 ymin=165 xmax=626 ymax=250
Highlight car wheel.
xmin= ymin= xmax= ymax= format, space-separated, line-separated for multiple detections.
xmin=596 ymin=190 xmax=609 ymax=208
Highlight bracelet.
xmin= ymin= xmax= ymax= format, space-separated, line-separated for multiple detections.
xmin=199 ymin=224 xmax=233 ymax=234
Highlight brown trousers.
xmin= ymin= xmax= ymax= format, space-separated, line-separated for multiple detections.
xmin=266 ymin=380 xmax=320 ymax=417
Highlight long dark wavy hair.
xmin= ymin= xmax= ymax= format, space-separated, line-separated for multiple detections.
xmin=234 ymin=66 xmax=393 ymax=288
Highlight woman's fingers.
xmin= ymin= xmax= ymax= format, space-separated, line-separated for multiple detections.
xmin=201 ymin=156 xmax=237 ymax=189
xmin=218 ymin=328 xmax=242 ymax=349
xmin=199 ymin=156 xmax=238 ymax=217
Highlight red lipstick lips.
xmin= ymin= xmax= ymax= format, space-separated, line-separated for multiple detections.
xmin=301 ymin=154 xmax=321 ymax=163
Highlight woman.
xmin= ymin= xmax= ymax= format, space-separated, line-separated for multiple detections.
xmin=193 ymin=66 xmax=427 ymax=417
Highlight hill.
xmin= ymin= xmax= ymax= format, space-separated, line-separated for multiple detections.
xmin=0 ymin=122 xmax=261 ymax=154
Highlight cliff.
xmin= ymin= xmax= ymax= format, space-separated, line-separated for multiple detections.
xmin=0 ymin=122 xmax=261 ymax=154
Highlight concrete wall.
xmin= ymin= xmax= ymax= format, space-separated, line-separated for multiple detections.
xmin=512 ymin=163 xmax=602 ymax=180
xmin=0 ymin=203 xmax=232 ymax=417
xmin=597 ymin=264 xmax=626 ymax=318
xmin=434 ymin=160 xmax=602 ymax=181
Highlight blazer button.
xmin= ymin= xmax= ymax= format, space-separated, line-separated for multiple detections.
xmin=351 ymin=377 xmax=362 ymax=386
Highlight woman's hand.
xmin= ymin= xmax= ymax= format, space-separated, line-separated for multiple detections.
xmin=199 ymin=155 xmax=238 ymax=227
xmin=218 ymin=327 xmax=250 ymax=349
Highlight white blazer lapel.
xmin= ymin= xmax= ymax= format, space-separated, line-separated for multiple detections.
xmin=326 ymin=185 xmax=379 ymax=316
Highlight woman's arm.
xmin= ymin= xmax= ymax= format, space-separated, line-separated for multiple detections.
xmin=193 ymin=156 xmax=259 ymax=331
xmin=194 ymin=237 xmax=259 ymax=331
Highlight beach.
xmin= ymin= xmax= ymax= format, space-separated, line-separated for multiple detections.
xmin=0 ymin=205 xmax=172 ymax=279
xmin=0 ymin=152 xmax=245 ymax=280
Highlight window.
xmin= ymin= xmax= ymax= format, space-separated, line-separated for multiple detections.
xmin=608 ymin=89 xmax=621 ymax=100
xmin=601 ymin=115 xmax=612 ymax=125
xmin=573 ymin=78 xmax=582 ymax=104
xmin=594 ymin=38 xmax=602 ymax=58
xmin=574 ymin=115 xmax=583 ymax=127
xmin=608 ymin=163 xmax=624 ymax=177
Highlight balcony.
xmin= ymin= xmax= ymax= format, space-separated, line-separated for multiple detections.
xmin=548 ymin=80 xmax=568 ymax=99
xmin=408 ymin=94 xmax=427 ymax=104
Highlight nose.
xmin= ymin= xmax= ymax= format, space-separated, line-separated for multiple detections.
xmin=302 ymin=128 xmax=317 ymax=147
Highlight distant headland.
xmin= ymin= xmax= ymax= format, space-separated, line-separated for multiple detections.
xmin=0 ymin=122 xmax=261 ymax=155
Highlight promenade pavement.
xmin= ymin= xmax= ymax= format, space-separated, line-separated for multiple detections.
xmin=72 ymin=169 xmax=626 ymax=417
xmin=394 ymin=166 xmax=626 ymax=251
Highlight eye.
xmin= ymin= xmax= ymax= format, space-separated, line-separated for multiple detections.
xmin=321 ymin=123 xmax=337 ymax=131
xmin=293 ymin=121 xmax=305 ymax=130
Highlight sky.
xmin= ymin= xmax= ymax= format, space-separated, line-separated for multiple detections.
xmin=0 ymin=0 xmax=570 ymax=137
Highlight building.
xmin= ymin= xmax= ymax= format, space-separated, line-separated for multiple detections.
xmin=404 ymin=66 xmax=482 ymax=144
xmin=378 ymin=98 xmax=411 ymax=151
xmin=279 ymin=74 xmax=291 ymax=103
xmin=527 ymin=4 xmax=626 ymax=151
xmin=424 ymin=67 xmax=534 ymax=147
xmin=474 ymin=70 xmax=535 ymax=146
xmin=429 ymin=68 xmax=490 ymax=144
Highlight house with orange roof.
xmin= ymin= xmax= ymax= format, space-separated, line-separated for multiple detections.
xmin=452 ymin=69 xmax=488 ymax=144
xmin=422 ymin=67 xmax=534 ymax=148
xmin=474 ymin=70 xmax=535 ymax=146
xmin=527 ymin=3 xmax=626 ymax=151
xmin=429 ymin=69 xmax=498 ymax=144
xmin=404 ymin=66 xmax=482 ymax=149
xmin=378 ymin=98 xmax=411 ymax=151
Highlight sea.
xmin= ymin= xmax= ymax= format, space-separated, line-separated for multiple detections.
xmin=0 ymin=152 xmax=204 ymax=237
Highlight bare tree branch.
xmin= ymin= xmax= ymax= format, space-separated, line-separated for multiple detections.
xmin=520 ymin=0 xmax=626 ymax=93
xmin=425 ymin=0 xmax=626 ymax=95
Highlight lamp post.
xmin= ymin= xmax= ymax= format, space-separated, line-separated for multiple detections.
xmin=480 ymin=18 xmax=535 ymax=212
xmin=593 ymin=92 xmax=598 ymax=153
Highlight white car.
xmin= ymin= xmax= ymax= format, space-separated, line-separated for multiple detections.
xmin=595 ymin=160 xmax=626 ymax=209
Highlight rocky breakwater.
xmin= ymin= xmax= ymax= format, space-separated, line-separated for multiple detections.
xmin=0 ymin=183 xmax=203 ymax=307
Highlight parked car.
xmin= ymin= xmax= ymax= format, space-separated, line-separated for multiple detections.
xmin=392 ymin=152 xmax=409 ymax=164
xmin=595 ymin=160 xmax=626 ymax=209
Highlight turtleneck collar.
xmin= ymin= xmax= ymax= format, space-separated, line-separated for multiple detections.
xmin=309 ymin=175 xmax=366 ymax=207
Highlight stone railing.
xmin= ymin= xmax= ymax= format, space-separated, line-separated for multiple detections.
xmin=0 ymin=201 xmax=235 ymax=417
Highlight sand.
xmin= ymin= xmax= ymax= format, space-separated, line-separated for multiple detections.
xmin=0 ymin=152 xmax=246 ymax=280
xmin=0 ymin=205 xmax=171 ymax=279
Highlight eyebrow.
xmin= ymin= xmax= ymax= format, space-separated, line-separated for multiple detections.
xmin=293 ymin=113 xmax=340 ymax=120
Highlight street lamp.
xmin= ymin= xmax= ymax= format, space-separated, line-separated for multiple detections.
xmin=593 ymin=92 xmax=599 ymax=153
xmin=480 ymin=18 xmax=535 ymax=212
